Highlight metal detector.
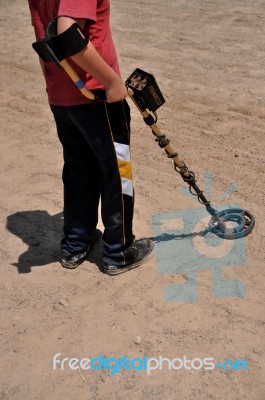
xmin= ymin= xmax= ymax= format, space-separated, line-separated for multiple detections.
xmin=125 ymin=69 xmax=255 ymax=240
xmin=32 ymin=37 xmax=255 ymax=240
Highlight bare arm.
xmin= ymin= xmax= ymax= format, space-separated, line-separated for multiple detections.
xmin=57 ymin=16 xmax=127 ymax=102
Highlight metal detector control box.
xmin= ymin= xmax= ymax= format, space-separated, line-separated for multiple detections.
xmin=126 ymin=68 xmax=165 ymax=112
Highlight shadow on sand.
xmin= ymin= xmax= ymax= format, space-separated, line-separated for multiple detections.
xmin=6 ymin=210 xmax=103 ymax=274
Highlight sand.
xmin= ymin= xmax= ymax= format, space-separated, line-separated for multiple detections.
xmin=0 ymin=0 xmax=264 ymax=399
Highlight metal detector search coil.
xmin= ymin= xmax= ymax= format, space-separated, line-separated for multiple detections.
xmin=126 ymin=69 xmax=165 ymax=112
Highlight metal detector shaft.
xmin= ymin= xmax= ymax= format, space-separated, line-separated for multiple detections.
xmin=127 ymin=88 xmax=213 ymax=211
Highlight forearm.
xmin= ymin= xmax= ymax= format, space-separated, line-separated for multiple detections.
xmin=57 ymin=17 xmax=121 ymax=90
xmin=70 ymin=42 xmax=121 ymax=89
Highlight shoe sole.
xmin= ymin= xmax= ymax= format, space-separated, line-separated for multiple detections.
xmin=104 ymin=247 xmax=155 ymax=276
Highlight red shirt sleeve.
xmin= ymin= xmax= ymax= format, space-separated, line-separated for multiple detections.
xmin=58 ymin=0 xmax=97 ymax=23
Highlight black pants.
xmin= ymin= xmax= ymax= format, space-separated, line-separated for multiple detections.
xmin=50 ymin=100 xmax=134 ymax=258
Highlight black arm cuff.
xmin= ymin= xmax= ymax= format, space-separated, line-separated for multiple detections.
xmin=32 ymin=18 xmax=89 ymax=64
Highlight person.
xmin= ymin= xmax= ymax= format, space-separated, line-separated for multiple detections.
xmin=28 ymin=0 xmax=154 ymax=275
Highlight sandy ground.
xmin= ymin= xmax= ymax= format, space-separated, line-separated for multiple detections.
xmin=1 ymin=0 xmax=265 ymax=399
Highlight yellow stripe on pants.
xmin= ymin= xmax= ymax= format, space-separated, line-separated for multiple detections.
xmin=117 ymin=160 xmax=133 ymax=180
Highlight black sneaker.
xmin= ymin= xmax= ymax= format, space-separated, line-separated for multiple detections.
xmin=61 ymin=250 xmax=88 ymax=269
xmin=61 ymin=229 xmax=102 ymax=269
xmin=103 ymin=238 xmax=154 ymax=275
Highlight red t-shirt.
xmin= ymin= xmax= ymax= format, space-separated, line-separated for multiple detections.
xmin=28 ymin=0 xmax=120 ymax=105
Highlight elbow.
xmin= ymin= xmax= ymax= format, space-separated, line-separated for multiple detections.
xmin=57 ymin=16 xmax=86 ymax=34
